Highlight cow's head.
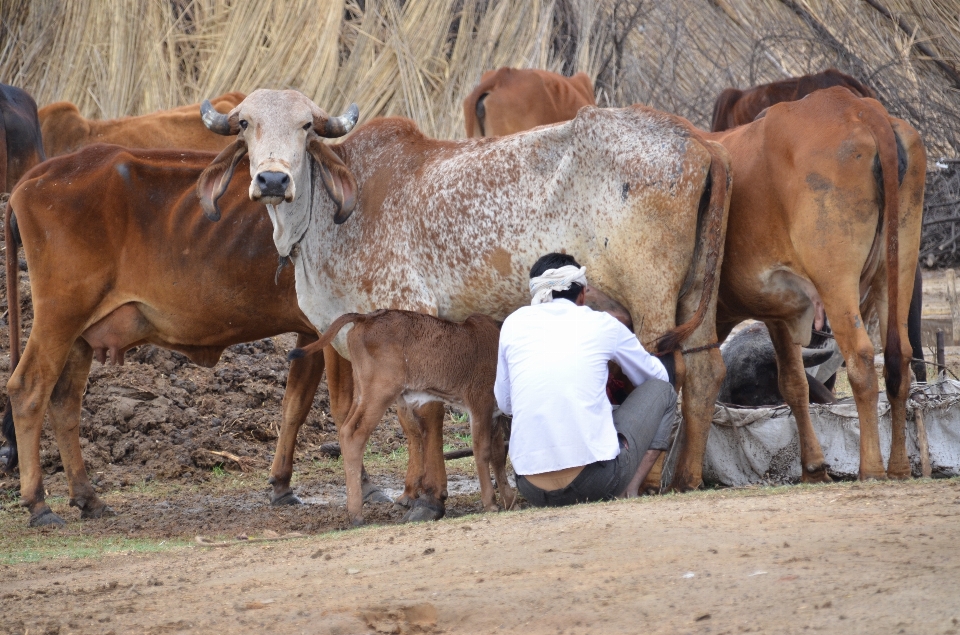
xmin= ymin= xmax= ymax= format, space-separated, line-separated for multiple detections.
xmin=197 ymin=89 xmax=359 ymax=244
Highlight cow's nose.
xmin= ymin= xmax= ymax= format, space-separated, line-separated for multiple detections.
xmin=256 ymin=171 xmax=290 ymax=197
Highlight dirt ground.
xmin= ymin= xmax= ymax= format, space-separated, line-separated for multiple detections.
xmin=2 ymin=479 xmax=958 ymax=635
xmin=2 ymin=205 xmax=960 ymax=633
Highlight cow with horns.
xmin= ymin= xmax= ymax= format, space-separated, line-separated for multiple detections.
xmin=198 ymin=88 xmax=732 ymax=525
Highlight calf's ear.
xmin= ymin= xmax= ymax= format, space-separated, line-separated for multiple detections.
xmin=197 ymin=139 xmax=248 ymax=221
xmin=308 ymin=137 xmax=358 ymax=224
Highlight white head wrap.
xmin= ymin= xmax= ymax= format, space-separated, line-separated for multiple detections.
xmin=528 ymin=265 xmax=588 ymax=305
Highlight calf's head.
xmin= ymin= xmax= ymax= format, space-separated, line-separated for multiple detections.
xmin=197 ymin=89 xmax=358 ymax=251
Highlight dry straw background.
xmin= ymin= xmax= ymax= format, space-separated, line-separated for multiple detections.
xmin=3 ymin=0 xmax=960 ymax=264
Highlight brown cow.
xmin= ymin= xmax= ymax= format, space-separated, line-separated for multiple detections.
xmin=710 ymin=68 xmax=875 ymax=132
xmin=0 ymin=83 xmax=45 ymax=194
xmin=463 ymin=67 xmax=595 ymax=137
xmin=2 ymin=140 xmax=444 ymax=526
xmin=38 ymin=91 xmax=245 ymax=157
xmin=291 ymin=310 xmax=516 ymax=525
xmin=670 ymin=87 xmax=925 ymax=490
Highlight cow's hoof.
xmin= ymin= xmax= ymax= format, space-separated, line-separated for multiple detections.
xmin=29 ymin=508 xmax=66 ymax=527
xmin=859 ymin=471 xmax=887 ymax=482
xmin=80 ymin=504 xmax=116 ymax=520
xmin=362 ymin=483 xmax=392 ymax=505
xmin=401 ymin=499 xmax=445 ymax=523
xmin=349 ymin=516 xmax=366 ymax=528
xmin=271 ymin=491 xmax=303 ymax=506
xmin=801 ymin=465 xmax=832 ymax=484
xmin=394 ymin=493 xmax=415 ymax=509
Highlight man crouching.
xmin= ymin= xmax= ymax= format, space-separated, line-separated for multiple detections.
xmin=494 ymin=253 xmax=677 ymax=506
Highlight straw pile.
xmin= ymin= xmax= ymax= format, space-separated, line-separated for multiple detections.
xmin=1 ymin=0 xmax=956 ymax=151
xmin=1 ymin=0 xmax=959 ymax=258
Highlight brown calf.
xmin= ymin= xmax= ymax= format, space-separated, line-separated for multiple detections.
xmin=292 ymin=310 xmax=516 ymax=526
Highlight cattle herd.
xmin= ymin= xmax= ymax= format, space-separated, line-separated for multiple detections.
xmin=0 ymin=66 xmax=926 ymax=528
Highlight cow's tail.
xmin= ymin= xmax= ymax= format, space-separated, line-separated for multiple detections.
xmin=710 ymin=88 xmax=742 ymax=132
xmin=652 ymin=140 xmax=729 ymax=355
xmin=2 ymin=197 xmax=20 ymax=470
xmin=287 ymin=313 xmax=363 ymax=361
xmin=860 ymin=103 xmax=903 ymax=398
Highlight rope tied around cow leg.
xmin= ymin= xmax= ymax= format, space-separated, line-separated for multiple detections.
xmin=681 ymin=341 xmax=722 ymax=355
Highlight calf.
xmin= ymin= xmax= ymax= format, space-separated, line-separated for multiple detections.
xmin=291 ymin=310 xmax=516 ymax=526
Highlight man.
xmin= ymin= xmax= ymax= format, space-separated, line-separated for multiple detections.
xmin=494 ymin=253 xmax=677 ymax=506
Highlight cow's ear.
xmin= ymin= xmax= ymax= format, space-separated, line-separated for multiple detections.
xmin=307 ymin=137 xmax=357 ymax=224
xmin=197 ymin=139 xmax=247 ymax=221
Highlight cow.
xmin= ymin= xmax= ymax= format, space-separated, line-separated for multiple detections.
xmin=2 ymin=139 xmax=444 ymax=527
xmin=37 ymin=91 xmax=245 ymax=157
xmin=711 ymin=71 xmax=927 ymax=383
xmin=710 ymin=68 xmax=875 ymax=132
xmin=290 ymin=310 xmax=516 ymax=524
xmin=668 ymin=87 xmax=925 ymax=490
xmin=462 ymin=67 xmax=595 ymax=137
xmin=0 ymin=84 xmax=45 ymax=194
xmin=717 ymin=322 xmax=837 ymax=407
xmin=198 ymin=88 xmax=732 ymax=521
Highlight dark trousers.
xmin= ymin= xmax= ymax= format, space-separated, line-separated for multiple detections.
xmin=517 ymin=378 xmax=677 ymax=507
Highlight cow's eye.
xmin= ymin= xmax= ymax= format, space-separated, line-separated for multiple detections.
xmin=303 ymin=122 xmax=312 ymax=130
xmin=239 ymin=120 xmax=248 ymax=130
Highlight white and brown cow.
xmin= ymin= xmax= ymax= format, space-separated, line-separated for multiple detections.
xmin=198 ymin=89 xmax=732 ymax=524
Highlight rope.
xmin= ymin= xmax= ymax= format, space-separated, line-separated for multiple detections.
xmin=681 ymin=341 xmax=721 ymax=355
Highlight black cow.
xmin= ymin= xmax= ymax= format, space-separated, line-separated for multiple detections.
xmin=0 ymin=83 xmax=45 ymax=194
xmin=718 ymin=322 xmax=837 ymax=407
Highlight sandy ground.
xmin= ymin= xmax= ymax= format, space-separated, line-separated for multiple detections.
xmin=2 ymin=478 xmax=958 ymax=635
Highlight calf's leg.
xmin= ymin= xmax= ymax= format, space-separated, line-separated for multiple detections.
xmin=338 ymin=390 xmax=396 ymax=526
xmin=491 ymin=414 xmax=517 ymax=510
xmin=468 ymin=403 xmax=498 ymax=512
xmin=402 ymin=401 xmax=448 ymax=522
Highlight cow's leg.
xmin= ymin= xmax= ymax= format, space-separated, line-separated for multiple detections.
xmin=877 ymin=264 xmax=918 ymax=480
xmin=670 ymin=344 xmax=725 ymax=491
xmin=823 ymin=298 xmax=886 ymax=480
xmin=908 ymin=265 xmax=926 ymax=383
xmin=394 ymin=400 xmax=425 ymax=507
xmin=46 ymin=339 xmax=112 ymax=519
xmin=7 ymin=335 xmax=77 ymax=526
xmin=338 ymin=389 xmax=395 ymax=526
xmin=269 ymin=333 xmax=325 ymax=505
xmin=402 ymin=401 xmax=447 ymax=522
xmin=766 ymin=321 xmax=831 ymax=483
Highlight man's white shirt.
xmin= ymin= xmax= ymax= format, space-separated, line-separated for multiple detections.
xmin=494 ymin=299 xmax=668 ymax=475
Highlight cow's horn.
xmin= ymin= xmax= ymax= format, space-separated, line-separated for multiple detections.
xmin=201 ymin=100 xmax=235 ymax=135
xmin=315 ymin=103 xmax=359 ymax=138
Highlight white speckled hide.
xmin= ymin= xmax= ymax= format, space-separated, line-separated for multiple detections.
xmin=264 ymin=105 xmax=713 ymax=360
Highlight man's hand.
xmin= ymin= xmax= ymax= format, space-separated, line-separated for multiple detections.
xmin=621 ymin=449 xmax=663 ymax=498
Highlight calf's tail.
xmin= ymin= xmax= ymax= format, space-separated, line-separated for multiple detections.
xmin=288 ymin=313 xmax=363 ymax=361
